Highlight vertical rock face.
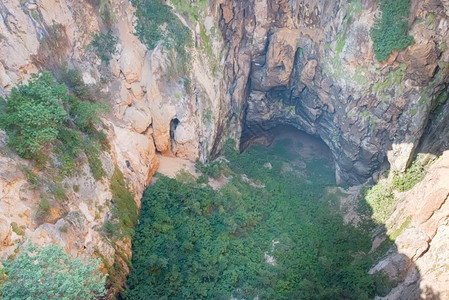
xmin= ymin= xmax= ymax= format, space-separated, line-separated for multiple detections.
xmin=218 ymin=0 xmax=449 ymax=184
xmin=0 ymin=0 xmax=227 ymax=294
xmin=0 ymin=0 xmax=449 ymax=297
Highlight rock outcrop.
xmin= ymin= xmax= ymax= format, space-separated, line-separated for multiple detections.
xmin=218 ymin=0 xmax=449 ymax=184
xmin=1 ymin=0 xmax=449 ymax=298
xmin=0 ymin=0 xmax=226 ymax=296
xmin=370 ymin=151 xmax=449 ymax=298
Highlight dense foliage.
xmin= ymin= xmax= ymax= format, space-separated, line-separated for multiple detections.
xmin=363 ymin=181 xmax=396 ymax=224
xmin=370 ymin=0 xmax=414 ymax=62
xmin=104 ymin=167 xmax=139 ymax=238
xmin=0 ymin=71 xmax=109 ymax=177
xmin=392 ymin=158 xmax=427 ymax=192
xmin=1 ymin=243 xmax=106 ymax=299
xmin=131 ymin=0 xmax=191 ymax=54
xmin=125 ymin=139 xmax=375 ymax=299
xmin=0 ymin=72 xmax=67 ymax=160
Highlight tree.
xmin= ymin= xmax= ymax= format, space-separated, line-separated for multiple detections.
xmin=0 ymin=72 xmax=68 ymax=159
xmin=1 ymin=243 xmax=106 ymax=300
xmin=370 ymin=0 xmax=414 ymax=62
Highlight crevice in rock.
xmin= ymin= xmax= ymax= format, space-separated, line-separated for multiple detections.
xmin=170 ymin=117 xmax=180 ymax=155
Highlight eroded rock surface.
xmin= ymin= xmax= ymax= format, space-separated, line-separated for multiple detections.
xmin=218 ymin=0 xmax=449 ymax=184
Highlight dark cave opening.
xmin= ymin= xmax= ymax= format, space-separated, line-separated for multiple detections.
xmin=240 ymin=124 xmax=336 ymax=179
xmin=169 ymin=117 xmax=180 ymax=154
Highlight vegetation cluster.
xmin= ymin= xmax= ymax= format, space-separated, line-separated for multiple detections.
xmin=362 ymin=155 xmax=430 ymax=224
xmin=1 ymin=243 xmax=106 ymax=299
xmin=131 ymin=0 xmax=192 ymax=77
xmin=0 ymin=70 xmax=109 ymax=179
xmin=370 ymin=0 xmax=414 ymax=62
xmin=125 ymin=139 xmax=377 ymax=299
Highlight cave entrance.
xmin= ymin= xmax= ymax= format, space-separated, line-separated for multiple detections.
xmin=240 ymin=124 xmax=335 ymax=176
xmin=169 ymin=118 xmax=180 ymax=154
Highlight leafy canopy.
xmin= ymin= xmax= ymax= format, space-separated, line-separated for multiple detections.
xmin=1 ymin=243 xmax=106 ymax=300
xmin=0 ymin=72 xmax=67 ymax=159
xmin=125 ymin=138 xmax=375 ymax=299
xmin=0 ymin=70 xmax=109 ymax=178
xmin=370 ymin=0 xmax=414 ymax=62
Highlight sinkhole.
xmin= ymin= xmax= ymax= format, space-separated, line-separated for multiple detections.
xmin=124 ymin=126 xmax=378 ymax=299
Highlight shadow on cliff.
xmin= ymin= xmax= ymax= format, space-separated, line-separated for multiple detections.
xmin=239 ymin=124 xmax=441 ymax=300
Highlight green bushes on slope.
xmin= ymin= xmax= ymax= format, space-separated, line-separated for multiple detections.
xmin=131 ymin=0 xmax=192 ymax=77
xmin=370 ymin=0 xmax=414 ymax=62
xmin=0 ymin=70 xmax=109 ymax=178
xmin=392 ymin=158 xmax=427 ymax=192
xmin=1 ymin=243 xmax=106 ymax=299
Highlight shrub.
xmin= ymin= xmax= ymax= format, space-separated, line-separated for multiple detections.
xmin=364 ymin=181 xmax=396 ymax=223
xmin=36 ymin=198 xmax=51 ymax=221
xmin=131 ymin=0 xmax=192 ymax=77
xmin=0 ymin=72 xmax=68 ymax=160
xmin=105 ymin=167 xmax=138 ymax=238
xmin=1 ymin=243 xmax=106 ymax=299
xmin=392 ymin=158 xmax=427 ymax=192
xmin=370 ymin=0 xmax=414 ymax=62
xmin=0 ymin=70 xmax=109 ymax=178
xmin=51 ymin=183 xmax=67 ymax=202
xmin=91 ymin=30 xmax=117 ymax=65
xmin=84 ymin=138 xmax=106 ymax=180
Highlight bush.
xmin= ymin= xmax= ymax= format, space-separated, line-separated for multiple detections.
xmin=392 ymin=158 xmax=426 ymax=192
xmin=36 ymin=198 xmax=51 ymax=221
xmin=364 ymin=181 xmax=396 ymax=223
xmin=131 ymin=0 xmax=192 ymax=77
xmin=105 ymin=167 xmax=138 ymax=238
xmin=0 ymin=72 xmax=68 ymax=160
xmin=91 ymin=30 xmax=117 ymax=65
xmin=1 ymin=243 xmax=106 ymax=299
xmin=0 ymin=70 xmax=109 ymax=178
xmin=370 ymin=0 xmax=414 ymax=62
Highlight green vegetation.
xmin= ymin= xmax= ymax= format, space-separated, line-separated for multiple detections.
xmin=0 ymin=70 xmax=109 ymax=179
xmin=10 ymin=223 xmax=25 ymax=236
xmin=0 ymin=72 xmax=68 ymax=162
xmin=36 ymin=198 xmax=51 ymax=222
xmin=362 ymin=155 xmax=431 ymax=226
xmin=104 ymin=167 xmax=138 ymax=239
xmin=91 ymin=30 xmax=117 ymax=65
xmin=131 ymin=0 xmax=192 ymax=77
xmin=171 ymin=0 xmax=208 ymax=22
xmin=372 ymin=271 xmax=398 ymax=297
xmin=370 ymin=0 xmax=414 ymax=62
xmin=363 ymin=181 xmax=396 ymax=224
xmin=389 ymin=216 xmax=412 ymax=240
xmin=125 ymin=139 xmax=376 ymax=299
xmin=392 ymin=157 xmax=428 ymax=192
xmin=1 ymin=243 xmax=106 ymax=299
xmin=372 ymin=63 xmax=407 ymax=96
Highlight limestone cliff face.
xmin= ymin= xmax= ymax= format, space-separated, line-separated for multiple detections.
xmin=369 ymin=151 xmax=449 ymax=299
xmin=0 ymin=0 xmax=226 ymax=293
xmin=1 ymin=0 xmax=449 ymax=298
xmin=218 ymin=0 xmax=449 ymax=184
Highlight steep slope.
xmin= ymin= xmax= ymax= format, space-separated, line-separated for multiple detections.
xmin=0 ymin=0 xmax=449 ymax=298
xmin=218 ymin=0 xmax=449 ymax=184
xmin=0 ymin=0 xmax=226 ymax=295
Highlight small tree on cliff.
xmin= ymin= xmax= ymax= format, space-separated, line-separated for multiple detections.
xmin=0 ymin=72 xmax=68 ymax=161
xmin=1 ymin=243 xmax=106 ymax=300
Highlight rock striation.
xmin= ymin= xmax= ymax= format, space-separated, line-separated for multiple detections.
xmin=218 ymin=0 xmax=449 ymax=184
xmin=0 ymin=0 xmax=449 ymax=298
